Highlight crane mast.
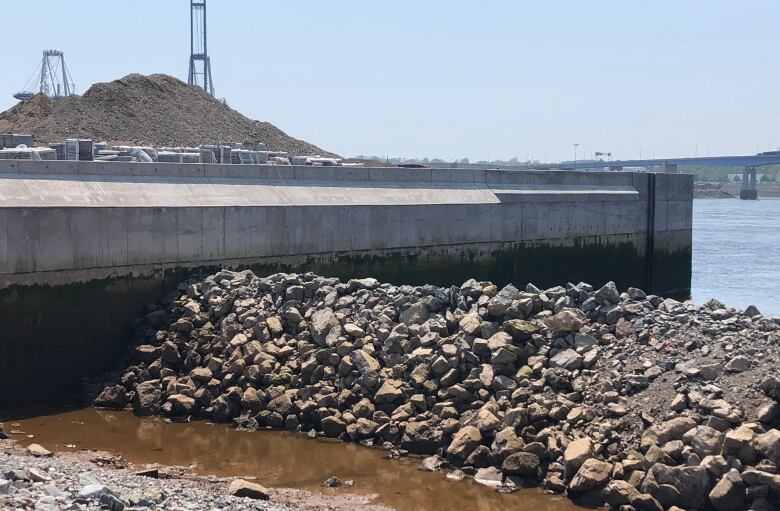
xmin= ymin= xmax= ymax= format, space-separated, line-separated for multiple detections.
xmin=188 ymin=0 xmax=215 ymax=96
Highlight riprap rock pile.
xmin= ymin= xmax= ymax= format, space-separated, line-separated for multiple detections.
xmin=93 ymin=271 xmax=780 ymax=511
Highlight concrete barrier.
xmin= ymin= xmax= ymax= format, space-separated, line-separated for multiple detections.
xmin=0 ymin=161 xmax=693 ymax=406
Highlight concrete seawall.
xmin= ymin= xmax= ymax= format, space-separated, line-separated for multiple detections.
xmin=0 ymin=161 xmax=692 ymax=406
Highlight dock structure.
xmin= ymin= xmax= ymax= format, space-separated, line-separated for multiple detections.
xmin=0 ymin=160 xmax=693 ymax=406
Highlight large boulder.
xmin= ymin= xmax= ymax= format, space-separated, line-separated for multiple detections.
xmin=374 ymin=379 xmax=404 ymax=405
xmin=549 ymin=349 xmax=583 ymax=371
xmin=160 ymin=340 xmax=181 ymax=365
xmin=473 ymin=466 xmax=503 ymax=489
xmin=133 ymin=381 xmax=161 ymax=416
xmin=228 ymin=479 xmax=269 ymax=500
xmin=568 ymin=458 xmax=612 ymax=494
xmin=310 ymin=308 xmax=339 ymax=346
xmin=487 ymin=285 xmax=520 ymax=316
xmin=544 ymin=309 xmax=586 ymax=333
xmin=761 ymin=377 xmax=780 ymax=400
xmin=460 ymin=279 xmax=483 ymax=297
xmin=594 ymin=281 xmax=620 ymax=304
xmin=708 ymin=469 xmax=746 ymax=511
xmin=722 ymin=425 xmax=757 ymax=464
xmin=136 ymin=345 xmax=161 ymax=363
xmin=564 ymin=437 xmax=593 ymax=477
xmin=603 ymin=480 xmax=642 ymax=507
xmin=267 ymin=393 xmax=294 ymax=416
xmin=687 ymin=425 xmax=724 ymax=458
xmin=502 ymin=319 xmax=538 ymax=341
xmin=350 ymin=349 xmax=380 ymax=374
xmin=446 ymin=426 xmax=482 ymax=462
xmin=320 ymin=416 xmax=347 ymax=438
xmin=755 ymin=429 xmax=780 ymax=464
xmin=459 ymin=313 xmax=482 ymax=336
xmin=165 ymin=394 xmax=196 ymax=416
xmin=641 ymin=417 xmax=697 ymax=449
xmin=27 ymin=444 xmax=52 ymax=457
xmin=189 ymin=367 xmax=213 ymax=385
xmin=402 ymin=421 xmax=446 ymax=455
xmin=93 ymin=385 xmax=128 ymax=409
xmin=642 ymin=464 xmax=712 ymax=509
xmin=400 ymin=302 xmax=429 ymax=325
xmin=501 ymin=452 xmax=541 ymax=480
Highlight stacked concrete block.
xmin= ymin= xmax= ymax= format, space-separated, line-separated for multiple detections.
xmin=157 ymin=151 xmax=200 ymax=163
xmin=309 ymin=157 xmax=341 ymax=166
xmin=79 ymin=139 xmax=94 ymax=161
xmin=35 ymin=136 xmax=343 ymax=167
xmin=1 ymin=133 xmax=34 ymax=149
xmin=64 ymin=139 xmax=79 ymax=160
xmin=201 ymin=145 xmax=231 ymax=164
xmin=65 ymin=139 xmax=95 ymax=161
xmin=0 ymin=147 xmax=57 ymax=160
xmin=252 ymin=151 xmax=268 ymax=164
xmin=48 ymin=143 xmax=65 ymax=160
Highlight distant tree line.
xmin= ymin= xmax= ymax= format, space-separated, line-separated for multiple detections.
xmin=681 ymin=165 xmax=779 ymax=183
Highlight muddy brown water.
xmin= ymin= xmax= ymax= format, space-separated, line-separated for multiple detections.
xmin=6 ymin=408 xmax=583 ymax=511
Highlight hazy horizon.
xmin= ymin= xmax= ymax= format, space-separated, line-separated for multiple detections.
xmin=2 ymin=0 xmax=780 ymax=162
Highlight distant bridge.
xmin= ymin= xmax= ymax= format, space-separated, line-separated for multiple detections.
xmin=558 ymin=154 xmax=780 ymax=200
xmin=559 ymin=154 xmax=780 ymax=171
xmin=430 ymin=154 xmax=775 ymax=200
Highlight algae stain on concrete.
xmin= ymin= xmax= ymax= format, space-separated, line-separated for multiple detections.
xmin=0 ymin=237 xmax=690 ymax=407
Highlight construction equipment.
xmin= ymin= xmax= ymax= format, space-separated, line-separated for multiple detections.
xmin=13 ymin=50 xmax=75 ymax=101
xmin=188 ymin=0 xmax=215 ymax=96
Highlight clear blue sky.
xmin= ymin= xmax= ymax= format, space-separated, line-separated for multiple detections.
xmin=3 ymin=1 xmax=779 ymax=161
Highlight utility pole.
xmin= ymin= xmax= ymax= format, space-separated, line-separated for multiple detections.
xmin=573 ymin=143 xmax=579 ymax=170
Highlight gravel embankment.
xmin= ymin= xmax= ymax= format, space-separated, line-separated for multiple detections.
xmin=0 ymin=443 xmax=294 ymax=511
xmin=0 ymin=73 xmax=334 ymax=156
xmin=89 ymin=271 xmax=780 ymax=511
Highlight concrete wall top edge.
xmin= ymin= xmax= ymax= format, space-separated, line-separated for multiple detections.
xmin=0 ymin=160 xmax=686 ymax=186
xmin=0 ymin=174 xmax=642 ymax=208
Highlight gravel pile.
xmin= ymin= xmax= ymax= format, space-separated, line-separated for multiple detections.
xmin=0 ymin=444 xmax=294 ymax=511
xmin=0 ymin=74 xmax=334 ymax=156
xmin=92 ymin=270 xmax=780 ymax=511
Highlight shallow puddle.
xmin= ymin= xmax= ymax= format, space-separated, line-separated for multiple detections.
xmin=7 ymin=407 xmax=582 ymax=511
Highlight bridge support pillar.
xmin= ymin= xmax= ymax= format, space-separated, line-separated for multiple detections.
xmin=740 ymin=167 xmax=758 ymax=200
xmin=660 ymin=162 xmax=678 ymax=173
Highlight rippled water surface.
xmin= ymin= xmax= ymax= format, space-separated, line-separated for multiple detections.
xmin=693 ymin=198 xmax=780 ymax=315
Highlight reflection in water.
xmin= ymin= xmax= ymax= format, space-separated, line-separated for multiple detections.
xmin=12 ymin=408 xmax=581 ymax=511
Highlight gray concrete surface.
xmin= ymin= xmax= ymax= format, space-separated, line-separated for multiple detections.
xmin=0 ymin=161 xmax=693 ymax=407
xmin=0 ymin=161 xmax=689 ymax=289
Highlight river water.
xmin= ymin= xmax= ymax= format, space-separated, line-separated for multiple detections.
xmin=692 ymin=198 xmax=780 ymax=316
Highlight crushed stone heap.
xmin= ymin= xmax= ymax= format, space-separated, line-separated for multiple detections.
xmin=93 ymin=271 xmax=780 ymax=511
xmin=0 ymin=73 xmax=333 ymax=156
